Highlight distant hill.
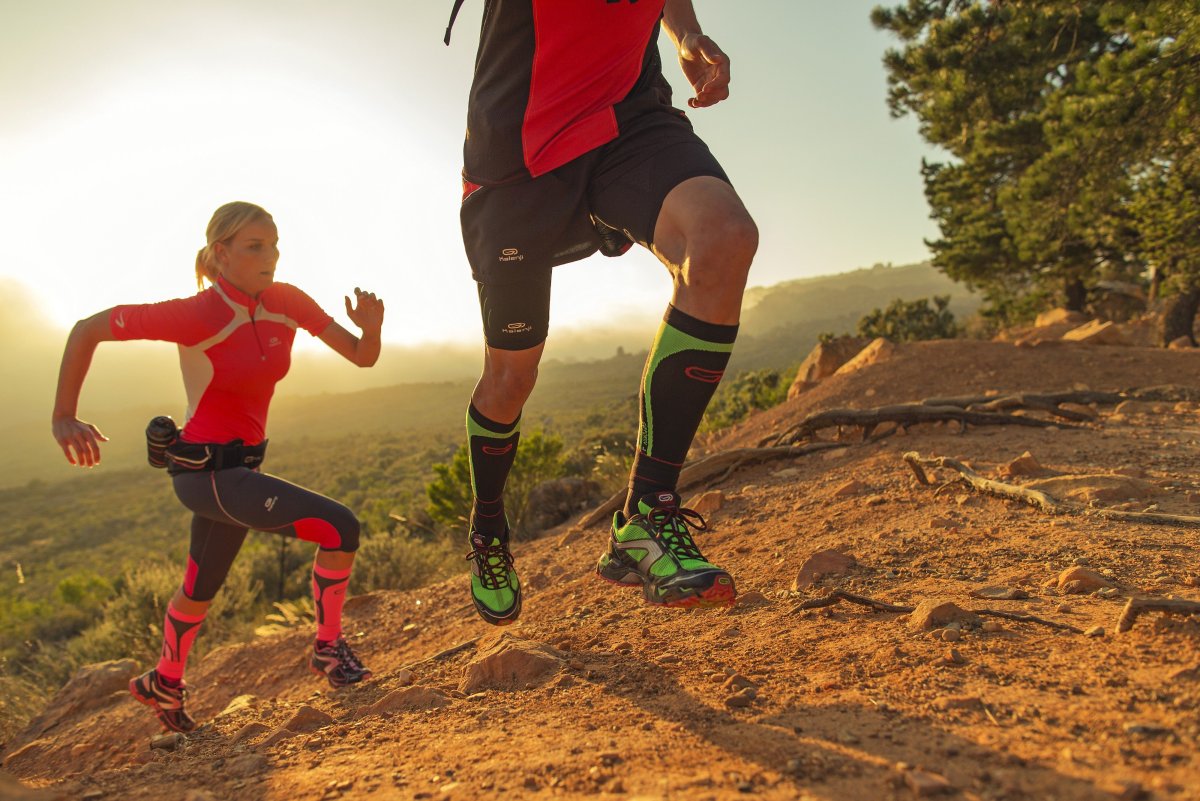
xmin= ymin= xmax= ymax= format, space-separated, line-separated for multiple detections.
xmin=3 ymin=261 xmax=975 ymax=487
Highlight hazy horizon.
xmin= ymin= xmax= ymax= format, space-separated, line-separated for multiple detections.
xmin=1 ymin=1 xmax=941 ymax=348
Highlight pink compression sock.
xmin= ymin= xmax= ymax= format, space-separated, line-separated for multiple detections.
xmin=312 ymin=563 xmax=352 ymax=643
xmin=156 ymin=602 xmax=208 ymax=681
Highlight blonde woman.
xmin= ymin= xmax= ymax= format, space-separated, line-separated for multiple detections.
xmin=51 ymin=202 xmax=384 ymax=732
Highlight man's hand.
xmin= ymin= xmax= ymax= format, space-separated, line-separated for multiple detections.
xmin=344 ymin=287 xmax=385 ymax=333
xmin=677 ymin=33 xmax=730 ymax=109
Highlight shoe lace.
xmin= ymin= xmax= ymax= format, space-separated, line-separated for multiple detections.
xmin=646 ymin=505 xmax=708 ymax=561
xmin=332 ymin=639 xmax=366 ymax=673
xmin=465 ymin=543 xmax=515 ymax=591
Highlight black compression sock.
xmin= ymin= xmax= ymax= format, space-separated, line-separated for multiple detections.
xmin=466 ymin=403 xmax=520 ymax=538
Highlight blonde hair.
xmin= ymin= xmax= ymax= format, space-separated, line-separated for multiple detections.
xmin=195 ymin=202 xmax=273 ymax=289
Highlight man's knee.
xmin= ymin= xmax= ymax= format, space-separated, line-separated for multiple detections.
xmin=683 ymin=208 xmax=758 ymax=291
xmin=481 ymin=353 xmax=541 ymax=405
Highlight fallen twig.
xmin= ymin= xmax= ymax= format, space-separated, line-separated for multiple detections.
xmin=904 ymin=451 xmax=1200 ymax=528
xmin=789 ymin=590 xmax=1079 ymax=632
xmin=772 ymin=404 xmax=1080 ymax=447
xmin=1116 ymin=597 xmax=1200 ymax=633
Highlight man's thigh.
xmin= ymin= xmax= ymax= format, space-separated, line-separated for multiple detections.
xmin=587 ymin=111 xmax=730 ymax=253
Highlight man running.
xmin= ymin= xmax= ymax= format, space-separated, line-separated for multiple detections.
xmin=450 ymin=0 xmax=758 ymax=624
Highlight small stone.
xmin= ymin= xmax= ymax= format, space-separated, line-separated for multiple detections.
xmin=215 ymin=694 xmax=258 ymax=720
xmin=833 ymin=479 xmax=866 ymax=498
xmin=1085 ymin=626 xmax=1105 ymax=638
xmin=933 ymin=695 xmax=982 ymax=711
xmin=1056 ymin=603 xmax=1072 ymax=613
xmin=232 ymin=722 xmax=270 ymax=744
xmin=981 ymin=621 xmax=1004 ymax=633
xmin=865 ymin=495 xmax=886 ymax=506
xmin=256 ymin=727 xmax=300 ymax=749
xmin=402 ymin=623 xmax=420 ymax=638
xmin=904 ymin=768 xmax=954 ymax=796
xmin=928 ymin=516 xmax=956 ymax=530
xmin=685 ymin=489 xmax=725 ymax=516
xmin=395 ymin=668 xmax=416 ymax=686
xmin=737 ymin=590 xmax=770 ymax=607
xmin=940 ymin=629 xmax=961 ymax=643
xmin=150 ymin=732 xmax=183 ymax=751
xmin=791 ymin=549 xmax=857 ymax=591
xmin=1056 ymin=566 xmax=1114 ymax=593
xmin=970 ymin=586 xmax=1029 ymax=601
xmin=908 ymin=600 xmax=980 ymax=631
xmin=226 ymin=753 xmax=267 ymax=779
xmin=724 ymin=691 xmax=754 ymax=709
xmin=943 ymin=648 xmax=964 ymax=665
xmin=722 ymin=674 xmax=758 ymax=692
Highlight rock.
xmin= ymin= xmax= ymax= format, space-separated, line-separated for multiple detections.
xmin=791 ymin=549 xmax=857 ymax=591
xmin=459 ymin=633 xmax=565 ymax=694
xmin=1085 ymin=626 xmax=1105 ymax=637
xmin=1062 ymin=319 xmax=1124 ymax=345
xmin=361 ymin=686 xmax=452 ymax=717
xmin=282 ymin=704 xmax=333 ymax=733
xmin=1168 ymin=335 xmax=1193 ymax=350
xmin=943 ymin=648 xmax=965 ymax=665
xmin=215 ymin=694 xmax=257 ymax=720
xmin=232 ymin=722 xmax=270 ymax=743
xmin=908 ymin=600 xmax=980 ymax=631
xmin=1114 ymin=400 xmax=1159 ymax=416
xmin=970 ymin=586 xmax=1030 ymax=601
xmin=1028 ymin=475 xmax=1158 ymax=504
xmin=226 ymin=752 xmax=267 ymax=779
xmin=722 ymin=674 xmax=758 ymax=692
xmin=256 ymin=726 xmax=299 ymax=749
xmin=401 ymin=623 xmax=421 ymax=638
xmin=1056 ymin=566 xmax=1115 ymax=593
xmin=928 ymin=516 xmax=957 ymax=530
xmin=150 ymin=732 xmax=184 ymax=751
xmin=724 ymin=691 xmax=754 ymax=709
xmin=1000 ymin=451 xmax=1054 ymax=478
xmin=904 ymin=768 xmax=954 ymax=796
xmin=737 ymin=590 xmax=770 ymax=607
xmin=835 ymin=337 xmax=897 ymax=375
xmin=981 ymin=621 xmax=1004 ymax=633
xmin=685 ymin=490 xmax=725 ymax=516
xmin=1060 ymin=402 xmax=1098 ymax=419
xmin=1167 ymin=664 xmax=1200 ymax=681
xmin=1036 ymin=308 xmax=1089 ymax=327
xmin=833 ymin=479 xmax=866 ymax=498
xmin=395 ymin=669 xmax=416 ymax=687
xmin=933 ymin=695 xmax=982 ymax=711
xmin=10 ymin=659 xmax=139 ymax=745
xmin=524 ymin=477 xmax=605 ymax=535
xmin=792 ymin=336 xmax=870 ymax=388
xmin=940 ymin=629 xmax=961 ymax=643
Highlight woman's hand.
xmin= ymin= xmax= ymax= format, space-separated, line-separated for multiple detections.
xmin=344 ymin=287 xmax=384 ymax=333
xmin=52 ymin=415 xmax=108 ymax=467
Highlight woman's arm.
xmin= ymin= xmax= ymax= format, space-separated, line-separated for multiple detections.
xmin=318 ymin=288 xmax=385 ymax=367
xmin=51 ymin=310 xmax=117 ymax=466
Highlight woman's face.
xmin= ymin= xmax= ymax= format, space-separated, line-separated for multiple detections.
xmin=215 ymin=218 xmax=279 ymax=297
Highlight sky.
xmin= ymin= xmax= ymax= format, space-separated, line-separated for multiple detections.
xmin=0 ymin=0 xmax=940 ymax=348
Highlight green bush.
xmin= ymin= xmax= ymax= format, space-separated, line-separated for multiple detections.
xmin=701 ymin=368 xmax=791 ymax=431
xmin=350 ymin=528 xmax=459 ymax=595
xmin=425 ymin=429 xmax=567 ymax=538
xmin=856 ymin=295 xmax=958 ymax=342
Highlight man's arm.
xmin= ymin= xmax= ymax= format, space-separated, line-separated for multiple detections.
xmin=661 ymin=0 xmax=731 ymax=109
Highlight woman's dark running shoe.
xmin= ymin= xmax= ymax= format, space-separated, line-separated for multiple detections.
xmin=466 ymin=529 xmax=522 ymax=625
xmin=310 ymin=638 xmax=373 ymax=688
xmin=596 ymin=490 xmax=736 ymax=608
xmin=129 ymin=669 xmax=197 ymax=733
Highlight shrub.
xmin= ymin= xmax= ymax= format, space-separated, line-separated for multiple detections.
xmin=701 ymin=368 xmax=791 ymax=431
xmin=856 ymin=295 xmax=958 ymax=342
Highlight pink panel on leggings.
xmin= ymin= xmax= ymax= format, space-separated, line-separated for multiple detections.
xmin=293 ymin=517 xmax=342 ymax=549
xmin=182 ymin=555 xmax=199 ymax=598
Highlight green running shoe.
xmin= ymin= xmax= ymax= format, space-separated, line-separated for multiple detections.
xmin=596 ymin=490 xmax=736 ymax=608
xmin=466 ymin=528 xmax=521 ymax=625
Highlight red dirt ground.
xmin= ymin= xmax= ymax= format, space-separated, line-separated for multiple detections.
xmin=3 ymin=339 xmax=1199 ymax=801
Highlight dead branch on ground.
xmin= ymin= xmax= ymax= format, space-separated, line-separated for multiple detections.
xmin=771 ymin=404 xmax=1081 ymax=448
xmin=904 ymin=451 xmax=1200 ymax=528
xmin=1116 ymin=597 xmax=1200 ymax=633
xmin=923 ymin=391 xmax=1126 ymax=423
xmin=788 ymin=590 xmax=1080 ymax=632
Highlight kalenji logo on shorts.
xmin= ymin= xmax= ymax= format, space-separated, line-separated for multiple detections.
xmin=499 ymin=247 xmax=525 ymax=262
xmin=504 ymin=321 xmax=532 ymax=334
xmin=482 ymin=444 xmax=513 ymax=456
xmin=684 ymin=366 xmax=725 ymax=383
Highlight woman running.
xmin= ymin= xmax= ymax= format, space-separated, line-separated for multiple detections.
xmin=51 ymin=201 xmax=384 ymax=732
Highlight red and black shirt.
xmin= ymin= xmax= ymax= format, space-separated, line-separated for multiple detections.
xmin=109 ymin=276 xmax=332 ymax=445
xmin=463 ymin=0 xmax=674 ymax=185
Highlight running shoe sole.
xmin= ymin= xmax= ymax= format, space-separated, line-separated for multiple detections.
xmin=308 ymin=663 xmax=373 ymax=688
xmin=597 ymin=565 xmax=737 ymax=608
xmin=470 ymin=594 xmax=522 ymax=627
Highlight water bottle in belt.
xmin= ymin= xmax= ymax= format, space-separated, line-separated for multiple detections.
xmin=145 ymin=416 xmax=178 ymax=469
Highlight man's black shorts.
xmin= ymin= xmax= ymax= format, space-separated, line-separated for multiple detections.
xmin=461 ymin=108 xmax=729 ymax=351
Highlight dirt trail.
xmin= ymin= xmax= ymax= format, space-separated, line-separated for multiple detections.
xmin=4 ymin=340 xmax=1199 ymax=801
